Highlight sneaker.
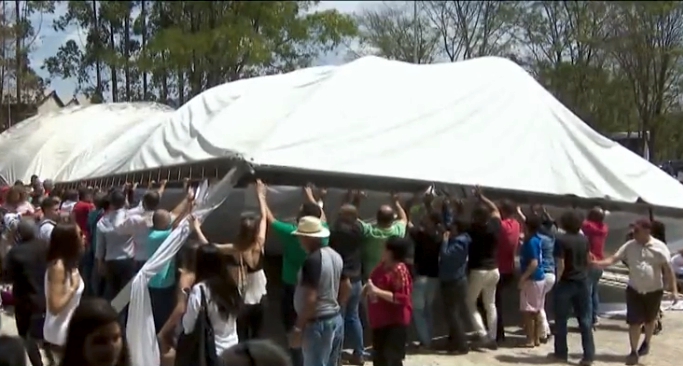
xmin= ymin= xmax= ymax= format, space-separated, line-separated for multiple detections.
xmin=578 ymin=359 xmax=593 ymax=366
xmin=637 ymin=340 xmax=650 ymax=356
xmin=625 ymin=351 xmax=639 ymax=366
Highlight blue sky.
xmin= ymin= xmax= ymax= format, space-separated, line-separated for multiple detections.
xmin=29 ymin=1 xmax=380 ymax=99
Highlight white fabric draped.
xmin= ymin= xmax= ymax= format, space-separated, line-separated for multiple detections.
xmin=117 ymin=167 xmax=242 ymax=366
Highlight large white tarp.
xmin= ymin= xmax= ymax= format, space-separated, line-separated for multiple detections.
xmin=2 ymin=56 xmax=683 ymax=208
xmin=0 ymin=102 xmax=174 ymax=184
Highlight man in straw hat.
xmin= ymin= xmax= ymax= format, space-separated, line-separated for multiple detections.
xmin=288 ymin=216 xmax=349 ymax=366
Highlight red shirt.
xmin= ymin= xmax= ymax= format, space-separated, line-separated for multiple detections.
xmin=497 ymin=218 xmax=521 ymax=274
xmin=367 ymin=262 xmax=412 ymax=329
xmin=72 ymin=200 xmax=95 ymax=243
xmin=582 ymin=220 xmax=608 ymax=260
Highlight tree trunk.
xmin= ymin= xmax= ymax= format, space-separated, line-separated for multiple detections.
xmin=124 ymin=4 xmax=131 ymax=101
xmin=109 ymin=22 xmax=117 ymax=102
xmin=14 ymin=0 xmax=20 ymax=104
xmin=93 ymin=0 xmax=103 ymax=101
xmin=160 ymin=51 xmax=168 ymax=102
xmin=141 ymin=0 xmax=147 ymax=99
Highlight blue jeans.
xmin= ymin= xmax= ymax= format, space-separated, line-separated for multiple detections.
xmin=343 ymin=280 xmax=364 ymax=357
xmin=412 ymin=276 xmax=439 ymax=346
xmin=302 ymin=313 xmax=344 ymax=366
xmin=554 ymin=280 xmax=595 ymax=361
xmin=588 ymin=268 xmax=603 ymax=323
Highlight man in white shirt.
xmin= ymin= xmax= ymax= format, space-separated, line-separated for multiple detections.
xmin=593 ymin=219 xmax=678 ymax=366
xmin=111 ymin=180 xmax=170 ymax=269
xmin=59 ymin=189 xmax=79 ymax=214
xmin=37 ymin=197 xmax=61 ymax=242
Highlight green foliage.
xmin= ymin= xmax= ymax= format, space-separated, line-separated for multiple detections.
xmin=41 ymin=1 xmax=357 ymax=104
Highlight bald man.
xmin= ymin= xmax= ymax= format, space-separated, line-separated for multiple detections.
xmin=147 ymin=209 xmax=177 ymax=332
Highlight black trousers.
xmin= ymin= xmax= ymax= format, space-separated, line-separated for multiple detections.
xmin=441 ymin=278 xmax=469 ymax=350
xmin=237 ymin=299 xmax=266 ymax=341
xmin=14 ymin=303 xmax=44 ymax=366
xmin=372 ymin=325 xmax=407 ymax=366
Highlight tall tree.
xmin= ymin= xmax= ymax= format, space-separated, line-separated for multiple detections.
xmin=46 ymin=1 xmax=357 ymax=104
xmin=605 ymin=1 xmax=683 ymax=160
xmin=511 ymin=1 xmax=634 ymax=133
xmin=348 ymin=2 xmax=438 ymax=63
xmin=45 ymin=0 xmax=106 ymax=102
xmin=423 ymin=0 xmax=519 ymax=61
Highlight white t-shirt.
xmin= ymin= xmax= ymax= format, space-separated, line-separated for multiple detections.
xmin=182 ymin=282 xmax=238 ymax=355
xmin=60 ymin=200 xmax=77 ymax=214
xmin=615 ymin=237 xmax=671 ymax=293
xmin=111 ymin=207 xmax=154 ymax=261
xmin=38 ymin=219 xmax=56 ymax=242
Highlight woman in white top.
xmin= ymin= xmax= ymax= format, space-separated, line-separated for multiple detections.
xmin=44 ymin=222 xmax=85 ymax=350
xmin=220 ymin=180 xmax=268 ymax=341
xmin=182 ymin=243 xmax=242 ymax=356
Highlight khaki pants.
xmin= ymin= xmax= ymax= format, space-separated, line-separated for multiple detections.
xmin=467 ymin=269 xmax=500 ymax=339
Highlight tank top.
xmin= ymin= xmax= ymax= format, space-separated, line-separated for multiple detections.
xmin=43 ymin=269 xmax=84 ymax=346
xmin=227 ymin=251 xmax=267 ymax=305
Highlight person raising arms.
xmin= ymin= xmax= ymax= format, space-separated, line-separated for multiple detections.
xmin=261 ymin=184 xmax=327 ymax=366
xmin=212 ymin=180 xmax=269 ymax=341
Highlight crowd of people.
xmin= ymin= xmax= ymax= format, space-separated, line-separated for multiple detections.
xmin=0 ymin=175 xmax=679 ymax=366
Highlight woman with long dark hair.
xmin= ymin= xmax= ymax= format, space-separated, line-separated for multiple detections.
xmin=59 ymin=298 xmax=131 ymax=366
xmin=222 ymin=180 xmax=268 ymax=341
xmin=182 ymin=243 xmax=242 ymax=356
xmin=44 ymin=223 xmax=85 ymax=352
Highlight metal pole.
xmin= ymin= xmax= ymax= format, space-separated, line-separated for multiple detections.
xmin=413 ymin=0 xmax=419 ymax=64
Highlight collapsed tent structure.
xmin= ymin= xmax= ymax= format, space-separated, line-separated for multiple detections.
xmin=1 ymin=56 xmax=683 ymax=212
xmin=4 ymin=56 xmax=683 ymax=366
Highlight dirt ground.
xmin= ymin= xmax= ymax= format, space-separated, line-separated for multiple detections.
xmin=2 ymin=274 xmax=682 ymax=366
xmin=401 ymin=310 xmax=683 ymax=366
xmin=2 ymin=309 xmax=683 ymax=366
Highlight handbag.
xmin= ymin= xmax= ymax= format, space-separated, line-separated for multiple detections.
xmin=174 ymin=286 xmax=219 ymax=366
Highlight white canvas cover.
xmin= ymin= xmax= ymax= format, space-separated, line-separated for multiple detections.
xmin=1 ymin=56 xmax=683 ymax=208
xmin=0 ymin=103 xmax=173 ymax=184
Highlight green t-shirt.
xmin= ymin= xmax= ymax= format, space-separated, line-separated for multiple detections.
xmin=271 ymin=220 xmax=330 ymax=285
xmin=359 ymin=221 xmax=407 ymax=275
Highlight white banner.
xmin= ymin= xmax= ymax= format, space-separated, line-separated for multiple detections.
xmin=118 ymin=166 xmax=244 ymax=366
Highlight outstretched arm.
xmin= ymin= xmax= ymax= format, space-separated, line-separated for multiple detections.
xmin=304 ymin=184 xmax=327 ymax=223
xmin=474 ymin=186 xmax=500 ymax=219
xmin=255 ymin=180 xmax=268 ymax=251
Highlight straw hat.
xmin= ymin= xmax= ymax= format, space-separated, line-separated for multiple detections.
xmin=291 ymin=216 xmax=330 ymax=238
